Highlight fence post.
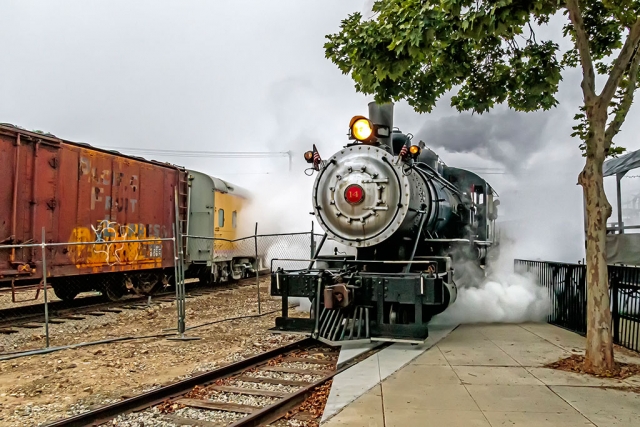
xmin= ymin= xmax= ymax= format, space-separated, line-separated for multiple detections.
xmin=168 ymin=225 xmax=200 ymax=341
xmin=611 ymin=270 xmax=620 ymax=344
xmin=255 ymin=222 xmax=261 ymax=314
xmin=171 ymin=225 xmax=183 ymax=333
xmin=310 ymin=221 xmax=315 ymax=259
xmin=41 ymin=227 xmax=50 ymax=348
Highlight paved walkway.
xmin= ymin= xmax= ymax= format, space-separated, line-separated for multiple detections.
xmin=321 ymin=323 xmax=640 ymax=427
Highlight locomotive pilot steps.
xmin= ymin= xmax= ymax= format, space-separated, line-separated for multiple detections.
xmin=270 ymin=102 xmax=500 ymax=344
xmin=0 ymin=123 xmax=256 ymax=301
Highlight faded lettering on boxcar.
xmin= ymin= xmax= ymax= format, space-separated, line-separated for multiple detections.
xmin=79 ymin=156 xmax=139 ymax=214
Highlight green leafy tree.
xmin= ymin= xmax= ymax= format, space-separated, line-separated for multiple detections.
xmin=324 ymin=0 xmax=640 ymax=374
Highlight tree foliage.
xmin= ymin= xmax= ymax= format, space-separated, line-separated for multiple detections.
xmin=324 ymin=0 xmax=640 ymax=157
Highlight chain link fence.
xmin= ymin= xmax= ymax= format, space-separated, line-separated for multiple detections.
xmin=0 ymin=225 xmax=328 ymax=357
xmin=0 ymin=228 xmax=177 ymax=357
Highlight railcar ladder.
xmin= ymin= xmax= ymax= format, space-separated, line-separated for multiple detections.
xmin=177 ymin=172 xmax=189 ymax=259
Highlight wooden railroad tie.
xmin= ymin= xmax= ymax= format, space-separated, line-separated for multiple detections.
xmin=257 ymin=366 xmax=331 ymax=376
xmin=174 ymin=398 xmax=260 ymax=414
xmin=36 ymin=318 xmax=66 ymax=324
xmin=208 ymin=385 xmax=286 ymax=398
xmin=18 ymin=323 xmax=43 ymax=329
xmin=281 ymin=356 xmax=335 ymax=365
xmin=161 ymin=413 xmax=224 ymax=427
xmin=233 ymin=375 xmax=312 ymax=387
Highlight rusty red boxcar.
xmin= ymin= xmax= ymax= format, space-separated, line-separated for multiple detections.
xmin=0 ymin=123 xmax=188 ymax=301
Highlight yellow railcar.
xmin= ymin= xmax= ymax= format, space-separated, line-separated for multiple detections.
xmin=184 ymin=170 xmax=255 ymax=283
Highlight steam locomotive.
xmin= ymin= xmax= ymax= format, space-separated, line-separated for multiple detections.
xmin=270 ymin=102 xmax=500 ymax=344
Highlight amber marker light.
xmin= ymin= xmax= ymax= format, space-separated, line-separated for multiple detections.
xmin=409 ymin=145 xmax=421 ymax=156
xmin=304 ymin=150 xmax=314 ymax=163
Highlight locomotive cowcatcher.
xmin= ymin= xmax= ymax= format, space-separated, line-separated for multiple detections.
xmin=270 ymin=102 xmax=499 ymax=345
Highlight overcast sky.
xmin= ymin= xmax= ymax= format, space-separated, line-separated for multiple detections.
xmin=2 ymin=1 xmax=639 ymax=263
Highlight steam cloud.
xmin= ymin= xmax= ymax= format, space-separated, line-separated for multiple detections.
xmin=431 ymin=239 xmax=552 ymax=326
xmin=431 ymin=271 xmax=552 ymax=326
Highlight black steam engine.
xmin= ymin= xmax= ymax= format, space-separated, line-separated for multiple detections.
xmin=270 ymin=102 xmax=499 ymax=344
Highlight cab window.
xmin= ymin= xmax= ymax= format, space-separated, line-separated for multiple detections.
xmin=218 ymin=209 xmax=225 ymax=227
xmin=232 ymin=211 xmax=237 ymax=229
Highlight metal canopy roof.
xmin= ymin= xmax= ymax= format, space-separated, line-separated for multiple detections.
xmin=603 ymin=148 xmax=640 ymax=177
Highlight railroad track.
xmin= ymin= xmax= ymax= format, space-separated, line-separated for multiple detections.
xmin=0 ymin=274 xmax=267 ymax=335
xmin=41 ymin=337 xmax=384 ymax=427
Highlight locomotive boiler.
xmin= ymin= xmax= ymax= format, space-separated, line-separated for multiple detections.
xmin=270 ymin=102 xmax=499 ymax=344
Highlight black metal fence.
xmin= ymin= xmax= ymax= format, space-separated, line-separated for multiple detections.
xmin=514 ymin=259 xmax=640 ymax=353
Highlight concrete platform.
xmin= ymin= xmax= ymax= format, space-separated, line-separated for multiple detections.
xmin=321 ymin=323 xmax=640 ymax=427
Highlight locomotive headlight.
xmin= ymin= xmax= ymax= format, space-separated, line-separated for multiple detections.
xmin=409 ymin=145 xmax=421 ymax=156
xmin=303 ymin=150 xmax=314 ymax=163
xmin=349 ymin=116 xmax=374 ymax=142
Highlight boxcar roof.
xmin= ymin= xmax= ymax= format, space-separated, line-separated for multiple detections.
xmin=1 ymin=123 xmax=250 ymax=199
xmin=187 ymin=169 xmax=250 ymax=199
xmin=0 ymin=122 xmax=185 ymax=171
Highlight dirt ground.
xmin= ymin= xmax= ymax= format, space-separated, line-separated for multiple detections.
xmin=0 ymin=279 xmax=308 ymax=426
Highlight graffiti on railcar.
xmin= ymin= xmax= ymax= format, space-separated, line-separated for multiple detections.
xmin=67 ymin=220 xmax=165 ymax=268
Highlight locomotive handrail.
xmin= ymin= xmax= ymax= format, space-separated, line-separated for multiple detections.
xmin=412 ymin=162 xmax=463 ymax=196
xmin=270 ymin=257 xmax=440 ymax=273
xmin=423 ymin=238 xmax=471 ymax=242
xmin=270 ymin=258 xmax=439 ymax=264
xmin=272 ymin=268 xmax=442 ymax=278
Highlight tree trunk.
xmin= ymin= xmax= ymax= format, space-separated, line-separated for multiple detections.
xmin=578 ymin=124 xmax=615 ymax=374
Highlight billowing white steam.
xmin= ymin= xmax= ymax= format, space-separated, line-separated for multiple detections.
xmin=430 ymin=271 xmax=551 ymax=325
xmin=431 ymin=235 xmax=553 ymax=326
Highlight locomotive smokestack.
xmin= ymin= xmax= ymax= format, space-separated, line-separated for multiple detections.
xmin=368 ymin=101 xmax=393 ymax=146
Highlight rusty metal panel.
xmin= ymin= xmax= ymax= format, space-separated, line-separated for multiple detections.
xmin=0 ymin=124 xmax=186 ymax=284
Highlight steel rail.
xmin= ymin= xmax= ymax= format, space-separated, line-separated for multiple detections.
xmin=0 ymin=274 xmax=272 ymax=360
xmin=227 ymin=344 xmax=385 ymax=427
xmin=42 ymin=338 xmax=316 ymax=427
xmin=0 ymin=286 xmax=187 ymax=331
xmin=0 ymin=271 xmax=270 ymax=331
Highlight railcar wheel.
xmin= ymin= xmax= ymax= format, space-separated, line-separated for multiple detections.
xmin=53 ymin=286 xmax=79 ymax=302
xmin=218 ymin=262 xmax=230 ymax=283
xmin=102 ymin=282 xmax=125 ymax=301
xmin=198 ymin=269 xmax=213 ymax=286
xmin=134 ymin=273 xmax=161 ymax=295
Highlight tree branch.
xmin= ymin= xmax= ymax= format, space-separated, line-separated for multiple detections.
xmin=604 ymin=47 xmax=640 ymax=149
xmin=598 ymin=17 xmax=640 ymax=110
xmin=565 ymin=0 xmax=597 ymax=103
